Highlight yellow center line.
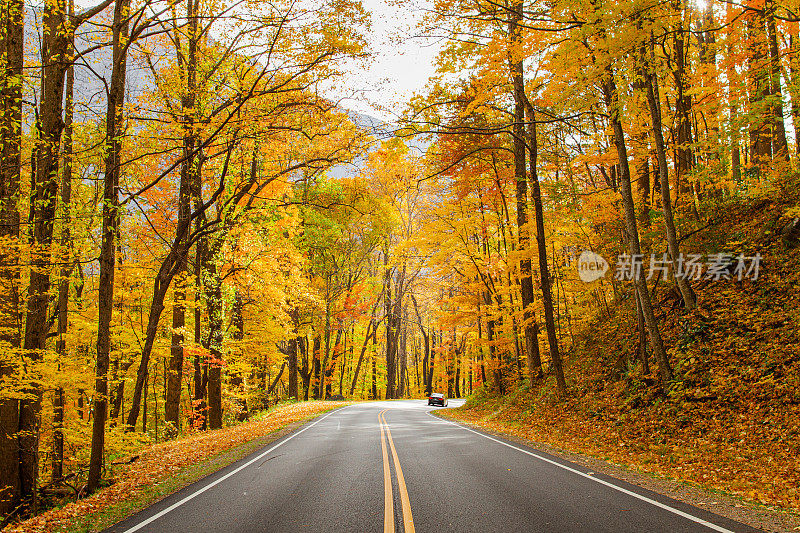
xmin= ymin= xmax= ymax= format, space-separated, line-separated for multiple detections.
xmin=381 ymin=411 xmax=416 ymax=533
xmin=379 ymin=409 xmax=394 ymax=533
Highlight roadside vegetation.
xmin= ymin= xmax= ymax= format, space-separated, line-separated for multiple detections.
xmin=442 ymin=191 xmax=800 ymax=514
xmin=6 ymin=402 xmax=344 ymax=533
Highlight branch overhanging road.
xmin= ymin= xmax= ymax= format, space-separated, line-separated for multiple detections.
xmin=107 ymin=401 xmax=760 ymax=533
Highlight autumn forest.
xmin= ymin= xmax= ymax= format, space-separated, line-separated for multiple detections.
xmin=1 ymin=0 xmax=800 ymax=526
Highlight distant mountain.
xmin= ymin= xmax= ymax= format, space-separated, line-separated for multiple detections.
xmin=327 ymin=110 xmax=430 ymax=179
xmin=347 ymin=110 xmax=430 ymax=155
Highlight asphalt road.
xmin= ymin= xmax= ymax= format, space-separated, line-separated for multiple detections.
xmin=107 ymin=401 xmax=760 ymax=533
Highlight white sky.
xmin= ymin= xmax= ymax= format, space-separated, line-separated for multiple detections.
xmin=329 ymin=0 xmax=441 ymax=122
xmin=70 ymin=0 xmax=439 ymax=123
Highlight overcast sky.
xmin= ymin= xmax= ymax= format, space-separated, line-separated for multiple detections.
xmin=329 ymin=0 xmax=441 ymax=122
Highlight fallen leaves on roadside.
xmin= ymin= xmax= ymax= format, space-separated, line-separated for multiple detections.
xmin=7 ymin=401 xmax=344 ymax=533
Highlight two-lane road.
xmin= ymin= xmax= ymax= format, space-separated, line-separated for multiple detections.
xmin=108 ymin=401 xmax=760 ymax=532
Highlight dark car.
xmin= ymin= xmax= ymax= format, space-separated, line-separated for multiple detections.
xmin=428 ymin=393 xmax=448 ymax=407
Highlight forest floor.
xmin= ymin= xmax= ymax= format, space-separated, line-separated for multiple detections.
xmin=6 ymin=401 xmax=346 ymax=533
xmin=441 ymin=191 xmax=800 ymax=531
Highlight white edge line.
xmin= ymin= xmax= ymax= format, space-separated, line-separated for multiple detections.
xmin=427 ymin=411 xmax=735 ymax=533
xmin=121 ymin=407 xmax=347 ymax=533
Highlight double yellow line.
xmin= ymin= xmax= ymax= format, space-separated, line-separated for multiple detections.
xmin=379 ymin=409 xmax=415 ymax=533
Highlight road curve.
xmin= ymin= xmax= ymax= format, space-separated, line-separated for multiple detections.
xmin=106 ymin=400 xmax=760 ymax=533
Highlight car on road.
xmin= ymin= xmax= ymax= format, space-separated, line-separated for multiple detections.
xmin=428 ymin=393 xmax=448 ymax=407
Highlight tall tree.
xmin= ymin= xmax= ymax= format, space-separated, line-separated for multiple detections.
xmin=747 ymin=0 xmax=773 ymax=164
xmin=87 ymin=0 xmax=131 ymax=494
xmin=52 ymin=0 xmax=75 ymax=480
xmin=765 ymin=0 xmax=789 ymax=160
xmin=602 ymin=73 xmax=673 ymax=384
xmin=21 ymin=0 xmax=114 ymax=506
xmin=671 ymin=0 xmax=694 ymax=200
xmin=165 ymin=0 xmax=200 ymax=435
xmin=644 ymin=65 xmax=698 ymax=310
xmin=0 ymin=0 xmax=24 ymax=512
xmin=524 ymin=101 xmax=567 ymax=395
xmin=509 ymin=0 xmax=544 ymax=383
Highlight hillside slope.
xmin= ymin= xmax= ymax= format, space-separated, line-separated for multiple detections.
xmin=447 ymin=188 xmax=800 ymax=515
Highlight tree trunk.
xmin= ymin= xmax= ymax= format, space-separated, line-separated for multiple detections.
xmin=421 ymin=328 xmax=431 ymax=395
xmin=509 ymin=1 xmax=543 ymax=384
xmin=50 ymin=388 xmax=64 ymax=483
xmin=728 ymin=1 xmax=743 ymax=180
xmin=344 ymin=325 xmax=354 ymax=395
xmin=397 ymin=319 xmax=407 ymax=397
xmin=766 ymin=0 xmax=789 ymax=160
xmin=87 ymin=0 xmax=129 ymax=493
xmin=324 ymin=327 xmax=343 ymax=398
xmin=126 ymin=248 xmax=189 ymax=431
xmin=383 ymin=257 xmax=396 ymax=399
xmin=50 ymin=0 xmax=74 ymax=484
xmin=635 ymin=287 xmax=650 ymax=375
xmin=747 ymin=1 xmax=773 ymax=164
xmin=482 ymin=292 xmax=504 ymax=394
xmin=454 ymin=357 xmax=461 ymax=398
xmin=142 ymin=375 xmax=147 ymax=433
xmin=288 ymin=337 xmax=299 ymax=400
xmin=524 ymin=101 xmax=567 ymax=396
xmin=634 ymin=140 xmax=650 ymax=229
xmin=109 ymin=361 xmax=133 ymax=425
xmin=322 ymin=298 xmax=332 ymax=397
xmin=288 ymin=310 xmax=299 ymax=399
xmin=191 ymin=238 xmax=206 ymax=429
xmin=672 ymin=2 xmax=693 ymax=200
xmin=205 ymin=257 xmax=223 ymax=430
xmin=602 ymin=74 xmax=673 ymax=384
xmin=300 ymin=336 xmax=311 ymax=400
xmin=20 ymin=0 xmax=80 ymax=504
xmin=371 ymin=333 xmax=378 ymax=399
xmin=429 ymin=327 xmax=437 ymax=394
xmin=165 ymin=0 xmax=198 ymax=435
xmin=789 ymin=30 xmax=800 ymax=158
xmin=312 ymin=335 xmax=321 ymax=399
xmin=350 ymin=319 xmax=377 ymax=395
xmin=410 ymin=294 xmax=432 ymax=396
xmin=165 ymin=290 xmax=186 ymax=436
xmin=230 ymin=292 xmax=248 ymax=421
xmin=0 ymin=0 xmax=24 ymax=511
xmin=645 ymin=68 xmax=697 ymax=309
xmin=267 ymin=362 xmax=286 ymax=397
